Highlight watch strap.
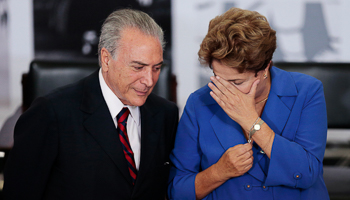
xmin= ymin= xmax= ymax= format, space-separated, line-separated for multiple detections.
xmin=248 ymin=118 xmax=264 ymax=143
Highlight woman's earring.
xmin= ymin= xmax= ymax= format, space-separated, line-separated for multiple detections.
xmin=264 ymin=74 xmax=267 ymax=79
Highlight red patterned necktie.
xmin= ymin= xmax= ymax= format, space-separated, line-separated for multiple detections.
xmin=117 ymin=107 xmax=137 ymax=184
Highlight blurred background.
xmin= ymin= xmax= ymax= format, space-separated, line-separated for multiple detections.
xmin=1 ymin=0 xmax=350 ymax=199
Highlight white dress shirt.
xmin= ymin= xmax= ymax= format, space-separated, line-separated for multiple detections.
xmin=99 ymin=69 xmax=141 ymax=170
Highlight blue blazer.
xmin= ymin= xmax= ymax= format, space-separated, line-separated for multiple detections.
xmin=168 ymin=67 xmax=329 ymax=200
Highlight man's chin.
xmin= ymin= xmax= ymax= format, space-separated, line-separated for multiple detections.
xmin=129 ymin=96 xmax=149 ymax=107
xmin=123 ymin=90 xmax=152 ymax=106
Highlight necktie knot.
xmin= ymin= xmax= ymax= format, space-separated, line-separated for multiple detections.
xmin=117 ymin=107 xmax=130 ymax=125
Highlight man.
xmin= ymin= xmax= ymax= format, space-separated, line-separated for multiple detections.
xmin=3 ymin=9 xmax=178 ymax=200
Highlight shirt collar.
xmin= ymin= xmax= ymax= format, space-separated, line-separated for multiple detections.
xmin=99 ymin=69 xmax=140 ymax=125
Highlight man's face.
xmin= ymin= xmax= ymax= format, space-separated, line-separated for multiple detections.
xmin=101 ymin=28 xmax=163 ymax=106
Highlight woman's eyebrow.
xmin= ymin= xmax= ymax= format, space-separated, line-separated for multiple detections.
xmin=213 ymin=72 xmax=243 ymax=82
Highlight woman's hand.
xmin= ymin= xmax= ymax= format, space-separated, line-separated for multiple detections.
xmin=195 ymin=143 xmax=253 ymax=199
xmin=208 ymin=76 xmax=259 ymax=131
xmin=214 ymin=143 xmax=254 ymax=181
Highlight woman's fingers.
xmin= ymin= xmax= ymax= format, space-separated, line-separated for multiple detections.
xmin=208 ymin=77 xmax=236 ymax=106
xmin=209 ymin=90 xmax=226 ymax=107
xmin=248 ymin=78 xmax=260 ymax=96
xmin=215 ymin=76 xmax=240 ymax=94
xmin=210 ymin=76 xmax=242 ymax=98
xmin=209 ymin=77 xmax=231 ymax=99
xmin=208 ymin=75 xmax=258 ymax=125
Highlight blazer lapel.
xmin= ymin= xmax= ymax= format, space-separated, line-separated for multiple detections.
xmin=210 ymin=108 xmax=245 ymax=149
xmin=80 ymin=70 xmax=133 ymax=185
xmin=261 ymin=94 xmax=291 ymax=135
xmin=210 ymin=107 xmax=266 ymax=182
xmin=262 ymin=67 xmax=298 ymax=136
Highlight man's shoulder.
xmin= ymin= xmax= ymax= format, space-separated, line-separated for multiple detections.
xmin=44 ymin=79 xmax=85 ymax=103
xmin=145 ymin=93 xmax=178 ymax=112
xmin=45 ymin=70 xmax=99 ymax=102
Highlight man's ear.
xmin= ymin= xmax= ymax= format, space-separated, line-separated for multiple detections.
xmin=100 ymin=48 xmax=111 ymax=72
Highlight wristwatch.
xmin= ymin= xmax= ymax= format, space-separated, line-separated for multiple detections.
xmin=248 ymin=119 xmax=264 ymax=143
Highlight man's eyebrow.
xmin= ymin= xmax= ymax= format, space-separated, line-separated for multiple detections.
xmin=154 ymin=61 xmax=164 ymax=67
xmin=131 ymin=61 xmax=163 ymax=67
xmin=131 ymin=61 xmax=148 ymax=66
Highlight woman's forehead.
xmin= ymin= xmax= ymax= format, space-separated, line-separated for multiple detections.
xmin=212 ymin=62 xmax=255 ymax=80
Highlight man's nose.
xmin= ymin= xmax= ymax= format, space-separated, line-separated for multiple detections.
xmin=141 ymin=68 xmax=154 ymax=87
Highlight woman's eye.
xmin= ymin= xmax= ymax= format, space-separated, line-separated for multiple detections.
xmin=232 ymin=82 xmax=243 ymax=85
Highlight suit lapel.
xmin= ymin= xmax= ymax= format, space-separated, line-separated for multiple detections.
xmin=80 ymin=70 xmax=133 ymax=185
xmin=133 ymin=95 xmax=161 ymax=192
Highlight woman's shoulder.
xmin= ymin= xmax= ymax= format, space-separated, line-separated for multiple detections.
xmin=186 ymin=84 xmax=216 ymax=106
xmin=272 ymin=66 xmax=323 ymax=90
xmin=193 ymin=84 xmax=211 ymax=96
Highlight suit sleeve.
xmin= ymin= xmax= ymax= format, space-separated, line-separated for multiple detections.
xmin=265 ymin=80 xmax=328 ymax=189
xmin=3 ymin=97 xmax=59 ymax=200
xmin=168 ymin=103 xmax=180 ymax=154
xmin=168 ymin=94 xmax=201 ymax=200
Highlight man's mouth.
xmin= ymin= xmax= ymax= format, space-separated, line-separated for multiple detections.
xmin=134 ymin=89 xmax=149 ymax=96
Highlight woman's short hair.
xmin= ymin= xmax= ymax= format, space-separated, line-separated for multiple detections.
xmin=198 ymin=7 xmax=276 ymax=73
xmin=98 ymin=9 xmax=165 ymax=66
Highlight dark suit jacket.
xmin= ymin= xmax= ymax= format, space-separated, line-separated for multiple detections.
xmin=3 ymin=70 xmax=179 ymax=200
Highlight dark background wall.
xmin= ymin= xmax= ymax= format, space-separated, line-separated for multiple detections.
xmin=33 ymin=0 xmax=172 ymax=62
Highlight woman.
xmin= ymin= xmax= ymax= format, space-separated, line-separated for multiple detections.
xmin=168 ymin=7 xmax=329 ymax=200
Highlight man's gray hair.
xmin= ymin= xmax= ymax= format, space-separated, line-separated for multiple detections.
xmin=98 ymin=9 xmax=165 ymax=66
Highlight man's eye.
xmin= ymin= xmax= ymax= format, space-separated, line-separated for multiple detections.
xmin=134 ymin=66 xmax=143 ymax=70
xmin=153 ymin=67 xmax=161 ymax=72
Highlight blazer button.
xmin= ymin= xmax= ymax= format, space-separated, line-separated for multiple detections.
xmin=294 ymin=173 xmax=302 ymax=180
xmin=244 ymin=184 xmax=252 ymax=191
xmin=262 ymin=185 xmax=269 ymax=191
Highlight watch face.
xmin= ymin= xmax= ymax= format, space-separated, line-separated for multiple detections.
xmin=254 ymin=124 xmax=261 ymax=130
